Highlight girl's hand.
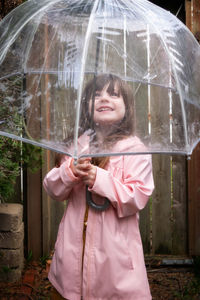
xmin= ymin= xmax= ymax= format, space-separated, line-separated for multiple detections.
xmin=70 ymin=158 xmax=97 ymax=187
xmin=82 ymin=164 xmax=97 ymax=188
xmin=70 ymin=157 xmax=91 ymax=177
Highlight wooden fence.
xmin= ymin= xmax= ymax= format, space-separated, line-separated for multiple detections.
xmin=7 ymin=0 xmax=200 ymax=260
xmin=24 ymin=148 xmax=200 ymax=260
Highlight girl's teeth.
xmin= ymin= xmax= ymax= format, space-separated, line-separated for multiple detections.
xmin=99 ymin=108 xmax=112 ymax=111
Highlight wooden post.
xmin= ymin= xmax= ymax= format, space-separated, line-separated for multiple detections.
xmin=185 ymin=0 xmax=191 ymax=30
xmin=27 ymin=169 xmax=42 ymax=259
xmin=192 ymin=0 xmax=200 ymax=39
xmin=188 ymin=145 xmax=200 ymax=255
xmin=186 ymin=0 xmax=200 ymax=255
xmin=25 ymin=73 xmax=43 ymax=259
xmin=152 ymin=155 xmax=172 ymax=254
xmin=172 ymin=156 xmax=187 ymax=254
xmin=42 ymin=17 xmax=51 ymax=256
xmin=41 ymin=19 xmax=66 ymax=255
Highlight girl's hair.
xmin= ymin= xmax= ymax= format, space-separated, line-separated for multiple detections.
xmin=80 ymin=73 xmax=135 ymax=144
xmin=55 ymin=74 xmax=135 ymax=168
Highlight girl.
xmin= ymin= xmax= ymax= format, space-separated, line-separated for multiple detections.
xmin=43 ymin=74 xmax=154 ymax=300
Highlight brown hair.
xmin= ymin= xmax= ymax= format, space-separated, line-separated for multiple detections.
xmin=55 ymin=74 xmax=135 ymax=168
xmin=80 ymin=73 xmax=135 ymax=142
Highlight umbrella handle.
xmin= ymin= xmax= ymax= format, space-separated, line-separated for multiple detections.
xmin=86 ymin=186 xmax=110 ymax=211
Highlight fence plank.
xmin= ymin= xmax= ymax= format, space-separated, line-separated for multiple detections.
xmin=172 ymin=155 xmax=187 ymax=255
xmin=152 ymin=155 xmax=172 ymax=254
xmin=25 ymin=73 xmax=43 ymax=260
xmin=185 ymin=0 xmax=191 ymax=30
xmin=42 ymin=150 xmax=52 ymax=255
xmin=140 ymin=202 xmax=151 ymax=254
xmin=27 ymin=169 xmax=42 ymax=259
xmin=188 ymin=144 xmax=200 ymax=255
xmin=42 ymin=150 xmax=66 ymax=254
xmin=186 ymin=0 xmax=200 ymax=256
xmin=192 ymin=0 xmax=200 ymax=37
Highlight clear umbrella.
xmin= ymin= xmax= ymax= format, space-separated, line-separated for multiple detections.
xmin=0 ymin=0 xmax=200 ymax=160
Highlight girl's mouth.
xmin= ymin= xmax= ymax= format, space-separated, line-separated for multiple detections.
xmin=97 ymin=107 xmax=113 ymax=112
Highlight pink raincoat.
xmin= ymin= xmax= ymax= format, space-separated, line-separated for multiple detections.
xmin=43 ymin=135 xmax=154 ymax=300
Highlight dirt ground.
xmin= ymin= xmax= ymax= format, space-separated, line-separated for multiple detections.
xmin=0 ymin=260 xmax=199 ymax=300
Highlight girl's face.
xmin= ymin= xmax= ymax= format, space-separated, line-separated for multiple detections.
xmin=89 ymin=83 xmax=125 ymax=126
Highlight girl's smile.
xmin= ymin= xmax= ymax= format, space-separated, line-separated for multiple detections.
xmin=96 ymin=106 xmax=113 ymax=112
xmin=89 ymin=84 xmax=126 ymax=126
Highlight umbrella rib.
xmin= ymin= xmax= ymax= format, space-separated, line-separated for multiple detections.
xmin=0 ymin=72 xmax=22 ymax=81
xmin=0 ymin=131 xmax=71 ymax=157
xmin=0 ymin=130 xmax=193 ymax=157
xmin=73 ymin=0 xmax=99 ymax=160
xmin=77 ymin=150 xmax=191 ymax=158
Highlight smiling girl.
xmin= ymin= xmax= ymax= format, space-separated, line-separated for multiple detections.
xmin=43 ymin=74 xmax=154 ymax=300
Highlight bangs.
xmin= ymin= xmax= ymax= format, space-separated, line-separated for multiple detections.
xmin=92 ymin=74 xmax=122 ymax=97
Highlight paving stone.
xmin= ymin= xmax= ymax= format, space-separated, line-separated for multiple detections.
xmin=0 ymin=246 xmax=24 ymax=268
xmin=0 ymin=204 xmax=23 ymax=232
xmin=0 ymin=267 xmax=22 ymax=282
xmin=0 ymin=223 xmax=24 ymax=249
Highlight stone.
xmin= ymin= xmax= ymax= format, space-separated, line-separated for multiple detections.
xmin=0 ymin=223 xmax=24 ymax=249
xmin=0 ymin=247 xmax=24 ymax=268
xmin=0 ymin=267 xmax=22 ymax=282
xmin=0 ymin=204 xmax=23 ymax=232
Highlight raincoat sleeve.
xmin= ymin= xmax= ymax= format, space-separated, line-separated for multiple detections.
xmin=43 ymin=157 xmax=80 ymax=201
xmin=89 ymin=154 xmax=154 ymax=218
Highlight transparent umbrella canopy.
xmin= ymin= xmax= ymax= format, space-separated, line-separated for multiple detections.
xmin=0 ymin=0 xmax=200 ymax=159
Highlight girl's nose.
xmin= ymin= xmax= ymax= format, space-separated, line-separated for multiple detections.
xmin=100 ymin=91 xmax=110 ymax=101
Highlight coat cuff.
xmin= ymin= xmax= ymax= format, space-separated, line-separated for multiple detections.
xmin=88 ymin=167 xmax=109 ymax=195
xmin=60 ymin=158 xmax=80 ymax=185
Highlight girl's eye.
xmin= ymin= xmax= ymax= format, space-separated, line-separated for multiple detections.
xmin=111 ymin=92 xmax=119 ymax=97
xmin=95 ymin=92 xmax=101 ymax=98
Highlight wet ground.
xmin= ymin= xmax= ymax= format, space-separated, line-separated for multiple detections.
xmin=0 ymin=260 xmax=199 ymax=299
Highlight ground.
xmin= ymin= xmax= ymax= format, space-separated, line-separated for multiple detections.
xmin=0 ymin=259 xmax=199 ymax=299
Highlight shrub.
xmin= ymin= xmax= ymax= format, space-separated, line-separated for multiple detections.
xmin=0 ymin=136 xmax=43 ymax=202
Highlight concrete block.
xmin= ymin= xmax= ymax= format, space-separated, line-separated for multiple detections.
xmin=0 ymin=267 xmax=22 ymax=282
xmin=0 ymin=246 xmax=24 ymax=268
xmin=0 ymin=204 xmax=23 ymax=231
xmin=0 ymin=223 xmax=24 ymax=249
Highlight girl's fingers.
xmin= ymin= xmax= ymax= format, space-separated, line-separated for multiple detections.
xmin=70 ymin=158 xmax=90 ymax=177
xmin=77 ymin=163 xmax=91 ymax=172
xmin=71 ymin=158 xmax=95 ymax=181
xmin=75 ymin=162 xmax=93 ymax=177
xmin=76 ymin=170 xmax=89 ymax=177
xmin=82 ymin=165 xmax=97 ymax=188
xmin=77 ymin=157 xmax=91 ymax=165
